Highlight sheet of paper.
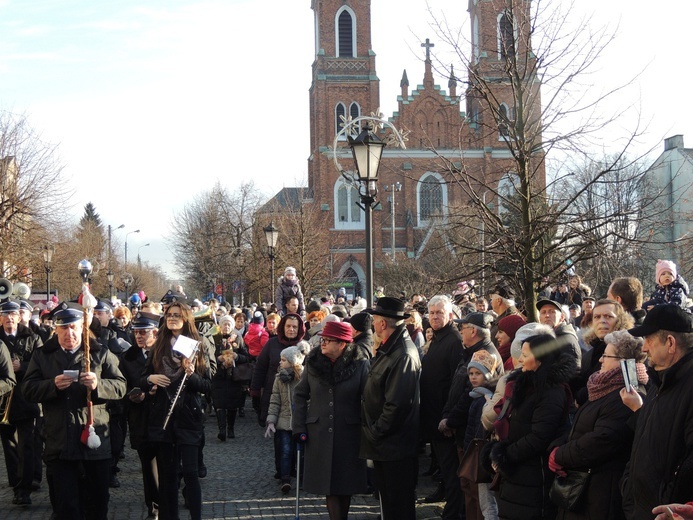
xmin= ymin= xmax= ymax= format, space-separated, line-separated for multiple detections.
xmin=172 ymin=335 xmax=198 ymax=359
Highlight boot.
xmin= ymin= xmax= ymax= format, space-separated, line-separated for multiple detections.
xmin=227 ymin=409 xmax=237 ymax=439
xmin=216 ymin=409 xmax=227 ymax=441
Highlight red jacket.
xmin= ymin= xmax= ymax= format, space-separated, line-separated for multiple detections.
xmin=244 ymin=323 xmax=269 ymax=357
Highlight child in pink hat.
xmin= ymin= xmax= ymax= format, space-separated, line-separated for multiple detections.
xmin=643 ymin=259 xmax=690 ymax=310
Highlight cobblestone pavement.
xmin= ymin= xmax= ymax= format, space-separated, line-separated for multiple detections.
xmin=0 ymin=407 xmax=444 ymax=519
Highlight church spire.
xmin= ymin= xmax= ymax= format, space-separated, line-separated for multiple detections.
xmin=421 ymin=38 xmax=435 ymax=88
xmin=401 ymin=69 xmax=409 ymax=98
xmin=448 ymin=64 xmax=457 ymax=99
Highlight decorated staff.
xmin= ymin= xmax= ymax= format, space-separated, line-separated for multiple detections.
xmin=77 ymin=260 xmax=100 ymax=449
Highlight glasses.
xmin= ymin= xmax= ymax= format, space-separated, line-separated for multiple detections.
xmin=320 ymin=338 xmax=338 ymax=345
xmin=133 ymin=329 xmax=152 ymax=335
xmin=600 ymin=354 xmax=623 ymax=360
xmin=166 ymin=313 xmax=183 ymax=320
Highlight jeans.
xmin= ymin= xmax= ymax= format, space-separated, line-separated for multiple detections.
xmin=478 ymin=482 xmax=499 ymax=520
xmin=274 ymin=430 xmax=295 ymax=481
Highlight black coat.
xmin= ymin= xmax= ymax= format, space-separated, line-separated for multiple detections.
xmin=0 ymin=341 xmax=16 ymax=396
xmin=22 ymin=335 xmax=126 ymax=462
xmin=419 ymin=321 xmax=464 ymax=440
xmin=554 ymin=383 xmax=634 ymax=520
xmin=621 ymin=350 xmax=693 ymax=520
xmin=491 ymin=349 xmax=577 ymax=520
xmin=360 ymin=325 xmax=420 ymax=461
xmin=120 ymin=346 xmax=149 ymax=450
xmin=293 ymin=343 xmax=369 ymax=496
xmin=211 ymin=334 xmax=252 ymax=410
xmin=0 ymin=324 xmax=42 ymax=421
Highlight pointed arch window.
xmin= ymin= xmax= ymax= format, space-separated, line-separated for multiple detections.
xmin=472 ymin=15 xmax=480 ymax=63
xmin=336 ymin=8 xmax=356 ymax=58
xmin=417 ymin=172 xmax=447 ymax=225
xmin=349 ymin=102 xmax=360 ymax=131
xmin=335 ymin=179 xmax=364 ymax=229
xmin=498 ymin=12 xmax=515 ymax=61
xmin=498 ymin=172 xmax=520 ymax=219
xmin=499 ymin=103 xmax=510 ymax=138
xmin=335 ymin=102 xmax=346 ymax=139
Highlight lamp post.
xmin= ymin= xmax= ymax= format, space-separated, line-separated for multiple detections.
xmin=137 ymin=243 xmax=150 ymax=269
xmin=107 ymin=270 xmax=114 ymax=299
xmin=42 ymin=245 xmax=55 ymax=304
xmin=384 ymin=182 xmax=402 ymax=259
xmin=124 ymin=229 xmax=140 ymax=268
xmin=263 ymin=222 xmax=279 ymax=300
xmin=332 ymin=112 xmax=407 ymax=309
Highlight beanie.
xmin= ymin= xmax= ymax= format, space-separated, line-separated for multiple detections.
xmin=281 ymin=346 xmax=305 ymax=366
xmin=656 ymin=259 xmax=677 ymax=284
xmin=510 ymin=323 xmax=555 ymax=360
xmin=497 ymin=314 xmax=527 ymax=341
xmin=251 ymin=311 xmax=264 ymax=324
xmin=348 ymin=311 xmax=373 ymax=333
xmin=219 ymin=315 xmax=234 ymax=327
xmin=284 ymin=266 xmax=297 ymax=276
xmin=467 ymin=350 xmax=499 ymax=380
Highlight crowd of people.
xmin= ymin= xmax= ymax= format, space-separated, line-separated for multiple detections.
xmin=0 ymin=260 xmax=692 ymax=520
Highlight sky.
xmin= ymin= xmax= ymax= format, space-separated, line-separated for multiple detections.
xmin=1 ymin=0 xmax=691 ymax=280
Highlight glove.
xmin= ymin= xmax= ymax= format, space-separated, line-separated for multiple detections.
xmin=264 ymin=423 xmax=276 ymax=439
xmin=293 ymin=432 xmax=307 ymax=444
xmin=252 ymin=395 xmax=261 ymax=414
xmin=548 ymin=447 xmax=566 ymax=477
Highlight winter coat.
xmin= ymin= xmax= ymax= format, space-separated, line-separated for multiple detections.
xmin=360 ymin=324 xmax=421 ymax=461
xmin=250 ymin=313 xmax=305 ymax=424
xmin=0 ymin=324 xmax=42 ymax=421
xmin=490 ymin=349 xmax=577 ymax=520
xmin=553 ymin=380 xmax=636 ymax=520
xmin=275 ymin=276 xmax=305 ymax=316
xmin=292 ymin=343 xmax=370 ymax=496
xmin=644 ymin=276 xmax=690 ymax=309
xmin=0 ymin=341 xmax=16 ymax=396
xmin=266 ymin=369 xmax=301 ymax=431
xmin=243 ymin=323 xmax=269 ymax=358
xmin=141 ymin=354 xmax=212 ymax=446
xmin=419 ymin=321 xmax=464 ymax=440
xmin=621 ymin=350 xmax=693 ymax=520
xmin=352 ymin=330 xmax=374 ymax=359
xmin=22 ymin=335 xmax=126 ymax=462
xmin=211 ymin=334 xmax=252 ymax=410
xmin=554 ymin=322 xmax=582 ymax=370
xmin=464 ymin=387 xmax=495 ymax=450
xmin=120 ymin=346 xmax=150 ymax=450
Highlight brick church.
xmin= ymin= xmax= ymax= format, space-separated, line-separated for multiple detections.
xmin=266 ymin=0 xmax=540 ymax=299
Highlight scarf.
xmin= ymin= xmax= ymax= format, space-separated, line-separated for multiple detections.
xmin=587 ymin=363 xmax=649 ymax=401
xmin=278 ymin=367 xmax=295 ymax=384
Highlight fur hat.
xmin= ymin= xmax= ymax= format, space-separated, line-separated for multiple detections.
xmin=510 ymin=323 xmax=556 ymax=360
xmin=280 ymin=346 xmax=305 ymax=366
xmin=656 ymin=259 xmax=677 ymax=283
xmin=467 ymin=350 xmax=499 ymax=380
xmin=318 ymin=321 xmax=353 ymax=342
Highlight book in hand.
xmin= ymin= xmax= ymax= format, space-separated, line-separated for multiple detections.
xmin=620 ymin=359 xmax=637 ymax=391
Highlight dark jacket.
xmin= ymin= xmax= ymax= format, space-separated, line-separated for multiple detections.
xmin=554 ymin=381 xmax=636 ymax=520
xmin=360 ymin=324 xmax=420 ymax=461
xmin=490 ymin=349 xmax=577 ymax=520
xmin=352 ymin=330 xmax=374 ymax=359
xmin=621 ymin=350 xmax=693 ymax=520
xmin=0 ymin=341 xmax=16 ymax=396
xmin=275 ymin=277 xmax=305 ymax=316
xmin=120 ymin=346 xmax=150 ymax=450
xmin=419 ymin=321 xmax=464 ymax=440
xmin=0 ymin=323 xmax=42 ymax=421
xmin=292 ymin=343 xmax=369 ymax=496
xmin=644 ymin=276 xmax=689 ymax=309
xmin=250 ymin=314 xmax=305 ymax=424
xmin=554 ymin=322 xmax=582 ymax=370
xmin=22 ymin=335 xmax=126 ymax=462
xmin=141 ymin=356 xmax=212 ymax=446
xmin=211 ymin=333 xmax=252 ymax=410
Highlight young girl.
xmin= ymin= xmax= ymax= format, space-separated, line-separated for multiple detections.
xmin=461 ymin=350 xmax=500 ymax=520
xmin=644 ymin=259 xmax=690 ymax=309
xmin=265 ymin=345 xmax=305 ymax=494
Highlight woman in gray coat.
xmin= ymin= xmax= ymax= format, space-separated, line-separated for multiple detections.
xmin=292 ymin=321 xmax=370 ymax=520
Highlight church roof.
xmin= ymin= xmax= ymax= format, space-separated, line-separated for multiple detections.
xmin=258 ymin=187 xmax=304 ymax=214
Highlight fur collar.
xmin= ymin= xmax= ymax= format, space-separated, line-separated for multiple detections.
xmin=305 ymin=342 xmax=367 ymax=385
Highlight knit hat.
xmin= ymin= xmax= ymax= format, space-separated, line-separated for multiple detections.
xmin=498 ymin=314 xmax=527 ymax=340
xmin=251 ymin=311 xmax=264 ymax=324
xmin=219 ymin=315 xmax=234 ymax=327
xmin=656 ymin=259 xmax=677 ymax=284
xmin=295 ymin=340 xmax=311 ymax=356
xmin=348 ymin=311 xmax=373 ymax=333
xmin=510 ymin=323 xmax=556 ymax=360
xmin=280 ymin=346 xmax=305 ymax=366
xmin=467 ymin=350 xmax=499 ymax=380
xmin=284 ymin=266 xmax=297 ymax=276
xmin=318 ymin=321 xmax=353 ymax=342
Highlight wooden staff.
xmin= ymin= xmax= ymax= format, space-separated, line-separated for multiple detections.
xmin=78 ymin=260 xmax=101 ymax=449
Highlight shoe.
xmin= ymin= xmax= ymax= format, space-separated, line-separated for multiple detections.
xmin=30 ymin=481 xmax=41 ymax=491
xmin=182 ymin=486 xmax=189 ymax=509
xmin=238 ymin=408 xmax=245 ymax=417
xmin=16 ymin=493 xmax=31 ymax=506
xmin=198 ymin=465 xmax=207 ymax=479
xmin=228 ymin=429 xmax=235 ymax=439
xmin=280 ymin=482 xmax=291 ymax=494
xmin=145 ymin=510 xmax=159 ymax=520
xmin=422 ymin=483 xmax=445 ymax=503
xmin=109 ymin=475 xmax=121 ymax=488
xmin=217 ymin=432 xmax=227 ymax=442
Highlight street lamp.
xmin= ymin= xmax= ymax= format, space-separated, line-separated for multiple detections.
xmin=121 ymin=273 xmax=133 ymax=301
xmin=348 ymin=124 xmax=385 ymax=309
xmin=107 ymin=270 xmax=114 ymax=299
xmin=124 ymin=229 xmax=140 ymax=268
xmin=42 ymin=245 xmax=55 ymax=304
xmin=263 ymin=222 xmax=279 ymax=299
xmin=137 ymin=243 xmax=150 ymax=269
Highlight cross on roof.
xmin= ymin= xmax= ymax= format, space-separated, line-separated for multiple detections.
xmin=421 ymin=38 xmax=435 ymax=61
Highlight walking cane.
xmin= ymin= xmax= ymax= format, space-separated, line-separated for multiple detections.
xmin=294 ymin=433 xmax=307 ymax=520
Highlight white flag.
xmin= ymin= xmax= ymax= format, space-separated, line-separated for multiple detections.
xmin=172 ymin=335 xmax=198 ymax=359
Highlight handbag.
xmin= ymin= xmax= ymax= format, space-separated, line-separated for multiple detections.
xmin=231 ymin=362 xmax=253 ymax=382
xmin=549 ymin=469 xmax=591 ymax=511
xmin=457 ymin=438 xmax=493 ymax=484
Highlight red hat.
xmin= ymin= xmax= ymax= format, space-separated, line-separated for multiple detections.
xmin=498 ymin=314 xmax=527 ymax=341
xmin=318 ymin=321 xmax=353 ymax=342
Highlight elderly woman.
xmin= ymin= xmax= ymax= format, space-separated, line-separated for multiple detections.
xmin=292 ymin=321 xmax=370 ymax=520
xmin=489 ymin=333 xmax=577 ymax=520
xmin=549 ymin=330 xmax=648 ymax=519
xmin=141 ymin=302 xmax=211 ymax=520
